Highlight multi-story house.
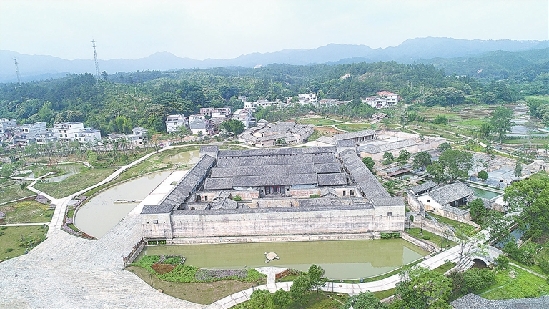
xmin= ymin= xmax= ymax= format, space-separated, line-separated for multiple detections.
xmin=166 ymin=114 xmax=187 ymax=133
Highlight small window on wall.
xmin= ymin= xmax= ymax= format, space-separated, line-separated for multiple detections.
xmin=343 ymin=190 xmax=346 ymax=196
xmin=387 ymin=212 xmax=392 ymax=217
xmin=427 ymin=199 xmax=430 ymax=202
xmin=204 ymin=195 xmax=208 ymax=201
xmin=350 ymin=190 xmax=355 ymax=196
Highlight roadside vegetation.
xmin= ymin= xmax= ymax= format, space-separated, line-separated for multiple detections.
xmin=0 ymin=225 xmax=48 ymax=260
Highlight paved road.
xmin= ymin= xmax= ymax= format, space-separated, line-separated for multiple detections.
xmin=0 ymin=146 xmax=205 ymax=309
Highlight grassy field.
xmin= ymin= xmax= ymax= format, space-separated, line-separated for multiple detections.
xmin=480 ymin=266 xmax=549 ymax=299
xmin=0 ymin=180 xmax=34 ymax=204
xmin=407 ymin=227 xmax=457 ymax=248
xmin=428 ymin=214 xmax=478 ymax=239
xmin=297 ymin=117 xmax=340 ymax=126
xmin=0 ymin=200 xmax=53 ymax=224
xmin=34 ymin=166 xmax=116 ymax=199
xmin=335 ymin=123 xmax=372 ymax=132
xmin=0 ymin=225 xmax=48 ymax=260
xmin=82 ymin=146 xmax=201 ymax=198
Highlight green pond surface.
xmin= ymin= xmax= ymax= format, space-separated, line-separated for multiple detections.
xmin=472 ymin=187 xmax=501 ymax=200
xmin=142 ymin=239 xmax=428 ymax=280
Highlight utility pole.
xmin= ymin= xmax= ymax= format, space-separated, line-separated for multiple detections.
xmin=91 ymin=39 xmax=100 ymax=79
xmin=14 ymin=58 xmax=21 ymax=84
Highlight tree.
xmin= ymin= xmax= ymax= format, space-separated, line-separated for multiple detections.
xmin=343 ymin=291 xmax=386 ymax=309
xmin=362 ymin=156 xmax=376 ymax=173
xmin=438 ymin=142 xmax=452 ymax=152
xmin=393 ymin=267 xmax=452 ymax=309
xmin=307 ymin=264 xmax=327 ymax=293
xmin=272 ymin=289 xmax=292 ymax=308
xmin=412 ymin=151 xmax=432 ymax=171
xmin=490 ymin=106 xmax=513 ymax=143
xmin=397 ymin=149 xmax=411 ymax=164
xmin=478 ymin=170 xmax=489 ymax=181
xmin=469 ymin=198 xmax=487 ymax=224
xmin=514 ymin=161 xmax=522 ymax=177
xmin=427 ymin=149 xmax=473 ymax=183
xmin=241 ymin=289 xmax=274 ymax=309
xmin=449 ymin=268 xmax=496 ymax=299
xmin=504 ymin=172 xmax=549 ymax=240
xmin=221 ymin=119 xmax=245 ymax=135
xmin=290 ymin=274 xmax=310 ymax=303
xmin=433 ymin=115 xmax=449 ymax=125
xmin=382 ymin=151 xmax=394 ymax=165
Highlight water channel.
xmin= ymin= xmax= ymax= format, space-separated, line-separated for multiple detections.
xmin=74 ymin=149 xmax=200 ymax=238
xmin=472 ymin=187 xmax=501 ymax=200
xmin=142 ymin=239 xmax=428 ymax=280
xmin=74 ymin=171 xmax=173 ymax=238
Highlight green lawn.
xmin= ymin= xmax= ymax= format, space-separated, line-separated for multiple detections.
xmin=34 ymin=166 xmax=116 ymax=199
xmin=428 ymin=214 xmax=478 ymax=239
xmin=407 ymin=228 xmax=457 ymax=248
xmin=82 ymin=146 xmax=201 ymax=198
xmin=480 ymin=266 xmax=549 ymax=299
xmin=335 ymin=123 xmax=371 ymax=132
xmin=0 ymin=225 xmax=48 ymax=260
xmin=0 ymin=200 xmax=53 ymax=224
xmin=0 ymin=180 xmax=34 ymax=204
xmin=297 ymin=118 xmax=340 ymax=126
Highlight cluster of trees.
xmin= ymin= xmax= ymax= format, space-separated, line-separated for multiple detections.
xmin=2 ymin=56 xmax=543 ymax=135
xmin=238 ymin=265 xmax=327 ymax=309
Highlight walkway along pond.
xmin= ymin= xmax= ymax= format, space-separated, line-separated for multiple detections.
xmin=143 ymin=239 xmax=428 ymax=280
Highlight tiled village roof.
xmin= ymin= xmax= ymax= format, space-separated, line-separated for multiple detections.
xmin=333 ymin=130 xmax=376 ymax=141
xmin=339 ymin=149 xmax=391 ymax=199
xmin=141 ymin=154 xmax=215 ymax=214
xmin=451 ymin=294 xmax=549 ymax=309
xmin=410 ymin=181 xmax=437 ymax=194
xmin=144 ymin=146 xmax=399 ymax=213
xmin=428 ymin=182 xmax=473 ymax=206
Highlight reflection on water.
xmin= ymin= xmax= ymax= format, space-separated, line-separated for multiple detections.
xmin=142 ymin=239 xmax=428 ymax=279
xmin=74 ymin=171 xmax=172 ymax=238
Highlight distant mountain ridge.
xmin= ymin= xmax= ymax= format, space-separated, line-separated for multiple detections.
xmin=0 ymin=37 xmax=547 ymax=83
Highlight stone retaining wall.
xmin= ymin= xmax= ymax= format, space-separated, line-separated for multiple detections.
xmin=401 ymin=232 xmax=437 ymax=252
xmin=167 ymin=232 xmax=381 ymax=245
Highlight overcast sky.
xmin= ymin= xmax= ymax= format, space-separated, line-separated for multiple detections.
xmin=1 ymin=0 xmax=547 ymax=60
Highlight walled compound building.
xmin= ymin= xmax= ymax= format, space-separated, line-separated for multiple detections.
xmin=239 ymin=121 xmax=315 ymax=147
xmin=141 ymin=145 xmax=405 ymax=243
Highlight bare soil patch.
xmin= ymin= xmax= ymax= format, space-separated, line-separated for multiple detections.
xmin=152 ymin=263 xmax=175 ymax=274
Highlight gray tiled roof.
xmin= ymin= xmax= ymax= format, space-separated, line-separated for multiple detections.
xmin=451 ymin=294 xmax=549 ymax=309
xmin=429 ymin=182 xmax=473 ymax=206
xmin=317 ymin=173 xmax=348 ymax=186
xmin=334 ymin=130 xmax=376 ymax=141
xmin=410 ymin=181 xmax=437 ymax=194
xmin=141 ymin=154 xmax=216 ymax=214
xmin=339 ymin=149 xmax=390 ymax=199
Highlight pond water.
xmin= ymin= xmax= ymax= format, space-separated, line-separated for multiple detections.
xmin=472 ymin=187 xmax=501 ymax=200
xmin=142 ymin=239 xmax=428 ymax=280
xmin=74 ymin=171 xmax=172 ymax=238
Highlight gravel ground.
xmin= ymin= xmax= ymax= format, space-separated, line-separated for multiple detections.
xmin=0 ymin=206 xmax=204 ymax=309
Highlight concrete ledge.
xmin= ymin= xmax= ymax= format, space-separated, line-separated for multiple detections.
xmin=167 ymin=232 xmax=381 ymax=244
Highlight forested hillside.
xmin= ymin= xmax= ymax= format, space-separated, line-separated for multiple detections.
xmin=1 ymin=52 xmax=547 ymax=134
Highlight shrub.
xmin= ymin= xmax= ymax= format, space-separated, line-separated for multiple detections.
xmin=6 ymin=248 xmax=13 ymax=253
xmin=422 ymin=235 xmax=431 ymax=240
xmin=380 ymin=232 xmax=401 ymax=239
xmin=494 ymin=255 xmax=509 ymax=270
xmin=232 ymin=195 xmax=242 ymax=201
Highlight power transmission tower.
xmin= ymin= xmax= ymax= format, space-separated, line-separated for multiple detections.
xmin=91 ymin=39 xmax=100 ymax=79
xmin=14 ymin=58 xmax=21 ymax=84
